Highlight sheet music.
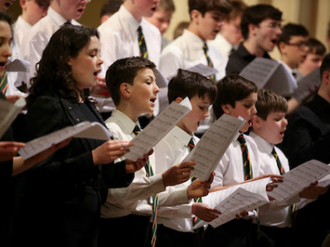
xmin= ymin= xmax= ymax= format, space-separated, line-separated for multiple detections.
xmin=167 ymin=63 xmax=219 ymax=80
xmin=267 ymin=159 xmax=330 ymax=202
xmin=5 ymin=59 xmax=30 ymax=72
xmin=184 ymin=114 xmax=245 ymax=181
xmin=239 ymin=57 xmax=278 ymax=88
xmin=124 ymin=97 xmax=192 ymax=161
xmin=18 ymin=121 xmax=111 ymax=160
xmin=292 ymin=67 xmax=320 ymax=102
xmin=239 ymin=57 xmax=297 ymax=96
xmin=194 ymin=177 xmax=270 ymax=229
xmin=0 ymin=97 xmax=26 ymax=139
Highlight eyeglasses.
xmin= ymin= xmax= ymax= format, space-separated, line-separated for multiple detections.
xmin=258 ymin=21 xmax=282 ymax=30
xmin=75 ymin=0 xmax=91 ymax=2
xmin=286 ymin=42 xmax=308 ymax=50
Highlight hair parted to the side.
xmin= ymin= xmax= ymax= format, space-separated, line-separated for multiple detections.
xmin=188 ymin=0 xmax=232 ymax=18
xmin=255 ymin=88 xmax=288 ymax=120
xmin=167 ymin=69 xmax=217 ymax=104
xmin=27 ymin=25 xmax=99 ymax=108
xmin=213 ymin=74 xmax=258 ymax=119
xmin=241 ymin=4 xmax=282 ymax=40
xmin=105 ymin=56 xmax=156 ymax=106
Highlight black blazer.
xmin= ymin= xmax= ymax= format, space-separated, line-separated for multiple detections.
xmin=16 ymin=94 xmax=134 ymax=247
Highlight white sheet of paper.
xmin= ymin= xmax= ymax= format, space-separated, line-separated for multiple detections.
xmin=239 ymin=57 xmax=297 ymax=96
xmin=267 ymin=159 xmax=330 ymax=202
xmin=292 ymin=67 xmax=320 ymax=102
xmin=18 ymin=121 xmax=111 ymax=160
xmin=124 ymin=97 xmax=192 ymax=161
xmin=5 ymin=59 xmax=30 ymax=72
xmin=0 ymin=97 xmax=26 ymax=139
xmin=184 ymin=114 xmax=245 ymax=181
xmin=154 ymin=69 xmax=169 ymax=88
xmin=194 ymin=177 xmax=270 ymax=229
xmin=167 ymin=63 xmax=219 ymax=80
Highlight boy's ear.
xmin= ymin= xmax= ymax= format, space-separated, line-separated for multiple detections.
xmin=249 ymin=23 xmax=258 ymax=37
xmin=252 ymin=115 xmax=261 ymax=129
xmin=221 ymin=104 xmax=231 ymax=115
xmin=190 ymin=9 xmax=201 ymax=24
xmin=175 ymin=97 xmax=183 ymax=104
xmin=278 ymin=41 xmax=286 ymax=54
xmin=120 ymin=82 xmax=131 ymax=98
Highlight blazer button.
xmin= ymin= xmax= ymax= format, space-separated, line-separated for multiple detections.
xmin=77 ymin=118 xmax=80 ymax=122
xmin=68 ymin=106 xmax=72 ymax=110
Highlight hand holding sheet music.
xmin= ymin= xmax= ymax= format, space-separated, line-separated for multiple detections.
xmin=18 ymin=121 xmax=112 ymax=160
xmin=124 ymin=97 xmax=192 ymax=161
xmin=194 ymin=177 xmax=271 ymax=229
xmin=267 ymin=159 xmax=330 ymax=202
xmin=183 ymin=114 xmax=245 ymax=181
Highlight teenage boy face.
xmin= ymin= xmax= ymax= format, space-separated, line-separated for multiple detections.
xmin=129 ymin=67 xmax=159 ymax=115
xmin=134 ymin=0 xmax=161 ymax=18
xmin=58 ymin=0 xmax=89 ymax=21
xmin=197 ymin=10 xmax=225 ymax=41
xmin=177 ymin=94 xmax=211 ymax=135
xmin=223 ymin=92 xmax=257 ymax=133
xmin=145 ymin=7 xmax=172 ymax=35
xmin=254 ymin=18 xmax=282 ymax=52
xmin=282 ymin=35 xmax=309 ymax=66
xmin=299 ymin=52 xmax=324 ymax=75
xmin=221 ymin=16 xmax=242 ymax=45
xmin=254 ymin=111 xmax=288 ymax=145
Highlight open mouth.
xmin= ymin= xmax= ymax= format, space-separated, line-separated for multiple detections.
xmin=77 ymin=8 xmax=84 ymax=14
xmin=271 ymin=39 xmax=278 ymax=45
xmin=150 ymin=98 xmax=156 ymax=103
xmin=4 ymin=2 xmax=12 ymax=8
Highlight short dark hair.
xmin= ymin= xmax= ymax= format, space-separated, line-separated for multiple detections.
xmin=28 ymin=25 xmax=99 ymax=107
xmin=0 ymin=11 xmax=12 ymax=26
xmin=213 ymin=74 xmax=258 ymax=119
xmin=255 ymin=89 xmax=287 ymax=120
xmin=105 ymin=56 xmax=156 ymax=106
xmin=241 ymin=4 xmax=282 ymax=40
xmin=307 ymin=37 xmax=326 ymax=56
xmin=188 ymin=0 xmax=232 ymax=17
xmin=320 ymin=53 xmax=330 ymax=79
xmin=167 ymin=69 xmax=217 ymax=104
xmin=225 ymin=0 xmax=247 ymax=22
xmin=100 ymin=0 xmax=123 ymax=18
xmin=278 ymin=23 xmax=309 ymax=48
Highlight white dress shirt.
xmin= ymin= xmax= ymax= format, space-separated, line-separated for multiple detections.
xmin=154 ymin=126 xmax=199 ymax=232
xmin=97 ymin=5 xmax=162 ymax=113
xmin=249 ymin=131 xmax=292 ymax=228
xmin=159 ymin=29 xmax=228 ymax=135
xmin=102 ymin=109 xmax=164 ymax=218
xmin=208 ymin=33 xmax=233 ymax=60
xmin=159 ymin=29 xmax=227 ymax=81
xmin=212 ymin=133 xmax=261 ymax=188
xmin=22 ymin=7 xmax=80 ymax=86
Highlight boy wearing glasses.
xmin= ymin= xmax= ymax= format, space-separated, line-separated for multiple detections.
xmin=277 ymin=23 xmax=309 ymax=80
xmin=226 ymin=4 xmax=282 ymax=75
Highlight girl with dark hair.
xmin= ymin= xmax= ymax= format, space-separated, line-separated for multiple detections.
xmin=18 ymin=25 xmax=145 ymax=247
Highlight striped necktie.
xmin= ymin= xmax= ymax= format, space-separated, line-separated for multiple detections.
xmin=272 ymin=147 xmax=297 ymax=224
xmin=203 ymin=43 xmax=216 ymax=82
xmin=188 ymin=138 xmax=204 ymax=234
xmin=237 ymin=134 xmax=253 ymax=180
xmin=271 ymin=148 xmax=284 ymax=175
xmin=137 ymin=26 xmax=148 ymax=59
xmin=0 ymin=72 xmax=8 ymax=95
xmin=133 ymin=125 xmax=158 ymax=246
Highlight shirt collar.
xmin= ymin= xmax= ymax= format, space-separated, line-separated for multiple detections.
xmin=182 ymin=29 xmax=207 ymax=60
xmin=111 ymin=109 xmax=140 ymax=134
xmin=118 ymin=5 xmax=140 ymax=41
xmin=237 ymin=43 xmax=271 ymax=60
xmin=249 ymin=131 xmax=274 ymax=155
xmin=47 ymin=6 xmax=70 ymax=27
xmin=171 ymin=125 xmax=193 ymax=148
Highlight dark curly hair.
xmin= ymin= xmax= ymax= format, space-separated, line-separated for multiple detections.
xmin=27 ymin=25 xmax=99 ymax=108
